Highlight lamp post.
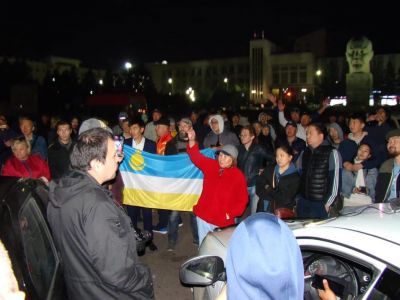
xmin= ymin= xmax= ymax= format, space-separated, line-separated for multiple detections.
xmin=223 ymin=77 xmax=228 ymax=91
xmin=315 ymin=69 xmax=322 ymax=100
xmin=168 ymin=78 xmax=173 ymax=95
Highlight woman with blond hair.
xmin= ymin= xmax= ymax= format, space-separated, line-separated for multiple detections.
xmin=2 ymin=137 xmax=51 ymax=183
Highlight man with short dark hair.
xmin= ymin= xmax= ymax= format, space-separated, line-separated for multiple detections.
xmin=48 ymin=120 xmax=75 ymax=179
xmin=275 ymin=120 xmax=306 ymax=163
xmin=144 ymin=108 xmax=162 ymax=142
xmin=124 ymin=117 xmax=158 ymax=251
xmin=339 ymin=112 xmax=381 ymax=178
xmin=47 ymin=128 xmax=154 ymax=300
xmin=296 ymin=123 xmax=342 ymax=219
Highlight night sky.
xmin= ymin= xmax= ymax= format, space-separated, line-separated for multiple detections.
xmin=1 ymin=1 xmax=398 ymax=69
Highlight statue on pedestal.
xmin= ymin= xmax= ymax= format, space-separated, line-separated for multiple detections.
xmin=346 ymin=37 xmax=374 ymax=108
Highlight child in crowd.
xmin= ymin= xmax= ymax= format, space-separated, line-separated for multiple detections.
xmin=341 ymin=143 xmax=378 ymax=206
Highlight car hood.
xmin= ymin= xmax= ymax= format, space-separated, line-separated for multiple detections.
xmin=309 ymin=204 xmax=400 ymax=245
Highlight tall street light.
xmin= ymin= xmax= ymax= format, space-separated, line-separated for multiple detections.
xmin=168 ymin=78 xmax=173 ymax=95
xmin=315 ymin=69 xmax=322 ymax=99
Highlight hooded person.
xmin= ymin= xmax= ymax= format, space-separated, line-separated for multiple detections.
xmin=203 ymin=114 xmax=239 ymax=149
xmin=327 ymin=122 xmax=344 ymax=149
xmin=224 ymin=213 xmax=304 ymax=300
xmin=258 ymin=112 xmax=277 ymax=141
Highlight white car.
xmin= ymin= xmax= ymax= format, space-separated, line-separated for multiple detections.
xmin=180 ymin=202 xmax=400 ymax=299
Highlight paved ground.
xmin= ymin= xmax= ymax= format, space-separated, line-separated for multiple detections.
xmin=139 ymin=212 xmax=198 ymax=300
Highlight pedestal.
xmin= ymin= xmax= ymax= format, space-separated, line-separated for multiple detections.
xmin=346 ymin=73 xmax=372 ymax=110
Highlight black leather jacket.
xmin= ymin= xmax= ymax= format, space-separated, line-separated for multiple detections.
xmin=237 ymin=143 xmax=273 ymax=186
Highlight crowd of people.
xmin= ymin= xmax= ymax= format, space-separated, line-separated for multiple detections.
xmin=1 ymin=96 xmax=400 ymax=299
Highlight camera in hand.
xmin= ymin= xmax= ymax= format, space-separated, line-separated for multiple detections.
xmin=134 ymin=228 xmax=152 ymax=254
xmin=178 ymin=131 xmax=189 ymax=141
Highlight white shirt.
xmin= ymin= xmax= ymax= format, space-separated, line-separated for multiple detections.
xmin=132 ymin=137 xmax=145 ymax=151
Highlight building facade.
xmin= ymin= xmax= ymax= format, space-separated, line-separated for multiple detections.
xmin=0 ymin=56 xmax=106 ymax=84
xmin=147 ymin=30 xmax=400 ymax=106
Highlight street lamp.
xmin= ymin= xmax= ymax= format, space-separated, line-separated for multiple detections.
xmin=99 ymin=79 xmax=103 ymax=86
xmin=315 ymin=70 xmax=322 ymax=99
xmin=186 ymin=87 xmax=195 ymax=102
xmin=301 ymin=88 xmax=307 ymax=103
xmin=168 ymin=78 xmax=173 ymax=95
xmin=223 ymin=77 xmax=228 ymax=91
xmin=125 ymin=62 xmax=132 ymax=71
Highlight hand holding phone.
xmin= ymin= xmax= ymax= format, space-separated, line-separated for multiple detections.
xmin=114 ymin=136 xmax=124 ymax=157
xmin=312 ymin=274 xmax=344 ymax=298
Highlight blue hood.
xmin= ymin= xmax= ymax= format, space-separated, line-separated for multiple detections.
xmin=226 ymin=213 xmax=304 ymax=300
xmin=274 ymin=162 xmax=298 ymax=178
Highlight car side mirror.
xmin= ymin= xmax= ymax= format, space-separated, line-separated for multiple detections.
xmin=179 ymin=255 xmax=226 ymax=286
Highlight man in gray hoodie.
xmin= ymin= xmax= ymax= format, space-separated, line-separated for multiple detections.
xmin=203 ymin=114 xmax=239 ymax=149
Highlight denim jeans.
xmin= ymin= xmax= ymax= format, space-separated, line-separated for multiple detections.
xmin=296 ymin=197 xmax=328 ymax=219
xmin=341 ymin=169 xmax=354 ymax=198
xmin=156 ymin=209 xmax=171 ymax=228
xmin=168 ymin=211 xmax=199 ymax=246
xmin=197 ymin=217 xmax=217 ymax=246
xmin=341 ymin=168 xmax=378 ymax=201
xmin=248 ymin=185 xmax=259 ymax=215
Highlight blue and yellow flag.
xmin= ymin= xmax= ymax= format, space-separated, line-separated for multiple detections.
xmin=120 ymin=145 xmax=215 ymax=211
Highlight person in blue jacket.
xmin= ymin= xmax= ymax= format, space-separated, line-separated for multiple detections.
xmin=222 ymin=213 xmax=304 ymax=300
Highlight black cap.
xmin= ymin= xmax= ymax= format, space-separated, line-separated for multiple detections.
xmin=386 ymin=129 xmax=400 ymax=140
xmin=154 ymin=117 xmax=170 ymax=126
xmin=285 ymin=120 xmax=297 ymax=128
xmin=152 ymin=108 xmax=162 ymax=114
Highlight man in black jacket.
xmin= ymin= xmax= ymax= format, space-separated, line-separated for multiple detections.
xmin=48 ymin=120 xmax=75 ymax=180
xmin=296 ymin=123 xmax=342 ymax=219
xmin=124 ymin=118 xmax=158 ymax=251
xmin=47 ymin=128 xmax=154 ymax=300
xmin=237 ymin=125 xmax=272 ymax=215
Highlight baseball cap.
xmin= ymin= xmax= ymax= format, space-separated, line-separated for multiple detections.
xmin=79 ymin=118 xmax=113 ymax=135
xmin=118 ymin=111 xmax=128 ymax=120
xmin=386 ymin=129 xmax=400 ymax=140
xmin=285 ymin=120 xmax=297 ymax=128
xmin=217 ymin=144 xmax=238 ymax=160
